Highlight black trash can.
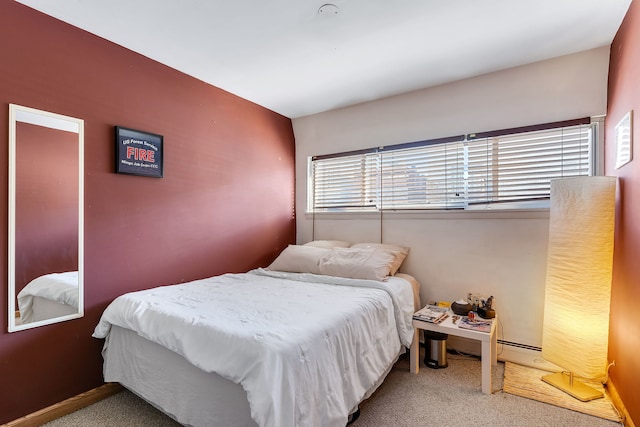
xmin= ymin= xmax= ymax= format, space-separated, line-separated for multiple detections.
xmin=424 ymin=330 xmax=448 ymax=369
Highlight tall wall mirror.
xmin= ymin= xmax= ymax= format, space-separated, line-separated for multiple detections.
xmin=8 ymin=104 xmax=84 ymax=332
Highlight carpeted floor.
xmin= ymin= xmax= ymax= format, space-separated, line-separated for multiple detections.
xmin=43 ymin=352 xmax=623 ymax=426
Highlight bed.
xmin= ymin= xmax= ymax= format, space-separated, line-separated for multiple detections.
xmin=17 ymin=271 xmax=79 ymax=323
xmin=93 ymin=242 xmax=420 ymax=427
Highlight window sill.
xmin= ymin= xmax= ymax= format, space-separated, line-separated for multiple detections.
xmin=304 ymin=208 xmax=550 ymax=220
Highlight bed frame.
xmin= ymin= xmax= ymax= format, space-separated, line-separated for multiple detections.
xmin=27 ymin=296 xmax=76 ymax=322
xmin=103 ymin=326 xmax=400 ymax=426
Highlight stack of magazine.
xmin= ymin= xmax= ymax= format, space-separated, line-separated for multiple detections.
xmin=413 ymin=305 xmax=449 ymax=324
xmin=458 ymin=317 xmax=493 ymax=333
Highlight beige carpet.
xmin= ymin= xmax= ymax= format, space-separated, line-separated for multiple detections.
xmin=42 ymin=355 xmax=623 ymax=426
xmin=503 ymin=362 xmax=621 ymax=422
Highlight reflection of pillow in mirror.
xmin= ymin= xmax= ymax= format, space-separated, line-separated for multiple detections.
xmin=303 ymin=240 xmax=351 ymax=248
xmin=318 ymin=247 xmax=396 ymax=281
xmin=350 ymin=243 xmax=409 ymax=275
xmin=267 ymin=245 xmax=330 ymax=274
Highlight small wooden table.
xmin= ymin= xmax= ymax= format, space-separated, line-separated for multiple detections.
xmin=410 ymin=312 xmax=498 ymax=394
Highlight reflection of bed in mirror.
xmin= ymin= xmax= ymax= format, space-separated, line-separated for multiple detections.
xmin=17 ymin=271 xmax=79 ymax=324
xmin=93 ymin=243 xmax=420 ymax=426
xmin=8 ymin=104 xmax=84 ymax=332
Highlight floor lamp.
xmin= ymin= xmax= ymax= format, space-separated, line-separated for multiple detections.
xmin=541 ymin=176 xmax=616 ymax=401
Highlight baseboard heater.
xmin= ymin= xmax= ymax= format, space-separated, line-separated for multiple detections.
xmin=446 ymin=335 xmax=560 ymax=371
xmin=446 ymin=336 xmax=541 ymax=354
xmin=424 ymin=334 xmax=561 ymax=371
xmin=498 ymin=339 xmax=541 ymax=352
xmin=497 ymin=340 xmax=562 ymax=372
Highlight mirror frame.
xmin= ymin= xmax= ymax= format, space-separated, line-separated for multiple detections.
xmin=8 ymin=104 xmax=84 ymax=332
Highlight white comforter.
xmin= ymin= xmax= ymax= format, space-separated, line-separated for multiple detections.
xmin=93 ymin=268 xmax=415 ymax=427
xmin=18 ymin=271 xmax=78 ymax=323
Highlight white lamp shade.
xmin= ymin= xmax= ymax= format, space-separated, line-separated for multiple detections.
xmin=541 ymin=176 xmax=616 ymax=380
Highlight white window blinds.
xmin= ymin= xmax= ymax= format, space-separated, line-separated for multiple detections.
xmin=309 ymin=119 xmax=595 ymax=212
xmin=467 ymin=124 xmax=593 ymax=205
xmin=311 ymin=152 xmax=378 ymax=210
xmin=379 ymin=139 xmax=466 ymax=209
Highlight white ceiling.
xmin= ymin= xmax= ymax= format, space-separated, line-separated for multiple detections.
xmin=15 ymin=0 xmax=632 ymax=119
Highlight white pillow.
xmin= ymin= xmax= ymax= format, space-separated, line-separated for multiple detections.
xmin=350 ymin=242 xmax=409 ymax=275
xmin=318 ymin=247 xmax=397 ymax=281
xmin=267 ymin=245 xmax=330 ymax=274
xmin=303 ymin=240 xmax=351 ymax=248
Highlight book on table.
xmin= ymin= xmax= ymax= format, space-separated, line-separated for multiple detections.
xmin=413 ymin=305 xmax=449 ymax=323
xmin=458 ymin=317 xmax=493 ymax=333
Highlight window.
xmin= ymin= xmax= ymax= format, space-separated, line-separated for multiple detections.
xmin=309 ymin=118 xmax=595 ymax=212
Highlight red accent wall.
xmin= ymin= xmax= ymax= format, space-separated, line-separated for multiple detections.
xmin=0 ymin=2 xmax=295 ymax=424
xmin=606 ymin=1 xmax=640 ymax=424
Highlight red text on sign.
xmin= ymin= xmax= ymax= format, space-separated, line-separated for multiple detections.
xmin=126 ymin=147 xmax=155 ymax=162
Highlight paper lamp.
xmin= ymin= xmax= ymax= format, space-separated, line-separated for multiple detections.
xmin=541 ymin=176 xmax=616 ymax=401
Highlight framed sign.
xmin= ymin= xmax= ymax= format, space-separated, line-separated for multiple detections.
xmin=115 ymin=126 xmax=164 ymax=177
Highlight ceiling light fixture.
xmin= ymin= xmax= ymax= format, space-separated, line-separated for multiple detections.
xmin=318 ymin=4 xmax=339 ymax=16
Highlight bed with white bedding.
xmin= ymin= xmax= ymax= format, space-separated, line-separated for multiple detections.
xmin=17 ymin=271 xmax=78 ymax=323
xmin=93 ymin=242 xmax=419 ymax=427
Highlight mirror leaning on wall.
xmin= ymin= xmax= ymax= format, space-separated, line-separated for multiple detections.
xmin=7 ymin=104 xmax=84 ymax=332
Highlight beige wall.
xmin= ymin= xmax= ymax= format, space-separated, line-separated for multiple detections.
xmin=292 ymin=47 xmax=610 ymax=359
